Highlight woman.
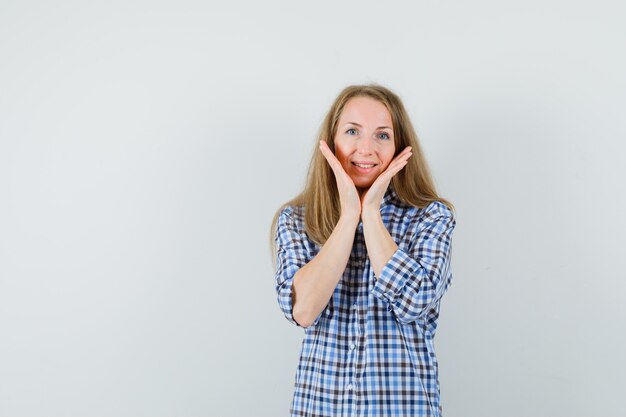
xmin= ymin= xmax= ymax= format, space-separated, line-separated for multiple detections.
xmin=270 ymin=84 xmax=457 ymax=416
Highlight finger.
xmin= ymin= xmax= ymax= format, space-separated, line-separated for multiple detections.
xmin=385 ymin=151 xmax=412 ymax=174
xmin=319 ymin=140 xmax=352 ymax=182
xmin=319 ymin=140 xmax=339 ymax=164
xmin=319 ymin=140 xmax=343 ymax=173
xmin=391 ymin=157 xmax=410 ymax=175
xmin=400 ymin=151 xmax=412 ymax=163
xmin=377 ymin=156 xmax=410 ymax=184
xmin=392 ymin=159 xmax=409 ymax=175
xmin=390 ymin=154 xmax=412 ymax=172
xmin=392 ymin=147 xmax=412 ymax=163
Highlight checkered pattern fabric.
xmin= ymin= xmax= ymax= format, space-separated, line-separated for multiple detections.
xmin=274 ymin=186 xmax=456 ymax=416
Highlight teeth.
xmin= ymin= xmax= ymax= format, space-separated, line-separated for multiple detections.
xmin=355 ymin=163 xmax=375 ymax=168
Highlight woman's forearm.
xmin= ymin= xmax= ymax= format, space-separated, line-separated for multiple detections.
xmin=361 ymin=208 xmax=398 ymax=279
xmin=292 ymin=214 xmax=359 ymax=327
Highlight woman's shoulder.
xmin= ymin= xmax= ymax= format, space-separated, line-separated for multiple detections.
xmin=277 ymin=204 xmax=306 ymax=228
xmin=423 ymin=200 xmax=454 ymax=218
xmin=400 ymin=200 xmax=455 ymax=229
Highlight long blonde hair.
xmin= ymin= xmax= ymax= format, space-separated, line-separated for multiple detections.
xmin=269 ymin=83 xmax=454 ymax=263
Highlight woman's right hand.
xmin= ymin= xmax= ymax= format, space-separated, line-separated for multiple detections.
xmin=319 ymin=140 xmax=361 ymax=221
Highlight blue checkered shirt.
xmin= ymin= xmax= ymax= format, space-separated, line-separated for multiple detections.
xmin=274 ymin=186 xmax=456 ymax=416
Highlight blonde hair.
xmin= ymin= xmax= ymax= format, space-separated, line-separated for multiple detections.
xmin=269 ymin=83 xmax=454 ymax=262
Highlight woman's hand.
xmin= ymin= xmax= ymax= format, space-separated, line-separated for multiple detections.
xmin=319 ymin=140 xmax=361 ymax=221
xmin=360 ymin=146 xmax=412 ymax=213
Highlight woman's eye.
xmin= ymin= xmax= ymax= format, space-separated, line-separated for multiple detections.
xmin=378 ymin=132 xmax=390 ymax=140
xmin=346 ymin=128 xmax=357 ymax=135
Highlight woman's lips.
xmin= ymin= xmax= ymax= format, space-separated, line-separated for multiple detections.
xmin=352 ymin=162 xmax=377 ymax=173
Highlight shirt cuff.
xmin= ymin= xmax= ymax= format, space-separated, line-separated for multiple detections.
xmin=370 ymin=246 xmax=424 ymax=305
xmin=278 ymin=275 xmax=324 ymax=329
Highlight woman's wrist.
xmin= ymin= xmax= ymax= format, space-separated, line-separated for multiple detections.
xmin=361 ymin=206 xmax=381 ymax=223
xmin=339 ymin=212 xmax=360 ymax=228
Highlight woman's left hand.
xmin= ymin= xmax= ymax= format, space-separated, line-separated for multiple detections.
xmin=360 ymin=146 xmax=412 ymax=212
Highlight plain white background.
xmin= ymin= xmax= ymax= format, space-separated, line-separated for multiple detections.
xmin=1 ymin=1 xmax=625 ymax=416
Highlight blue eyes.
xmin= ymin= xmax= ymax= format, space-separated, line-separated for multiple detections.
xmin=345 ymin=128 xmax=390 ymax=140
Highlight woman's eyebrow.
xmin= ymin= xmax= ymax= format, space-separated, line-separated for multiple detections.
xmin=344 ymin=122 xmax=393 ymax=130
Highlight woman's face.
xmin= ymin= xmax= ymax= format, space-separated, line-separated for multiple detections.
xmin=333 ymin=96 xmax=396 ymax=191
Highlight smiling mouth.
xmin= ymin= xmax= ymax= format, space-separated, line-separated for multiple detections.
xmin=352 ymin=162 xmax=377 ymax=168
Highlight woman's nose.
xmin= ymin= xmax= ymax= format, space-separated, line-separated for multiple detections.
xmin=356 ymin=136 xmax=374 ymax=154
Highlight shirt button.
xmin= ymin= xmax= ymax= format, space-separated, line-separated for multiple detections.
xmin=352 ymin=303 xmax=357 ymax=309
xmin=350 ymin=344 xmax=356 ymax=350
xmin=346 ymin=383 xmax=353 ymax=391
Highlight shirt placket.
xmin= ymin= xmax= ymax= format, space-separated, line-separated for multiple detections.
xmin=344 ymin=222 xmax=365 ymax=417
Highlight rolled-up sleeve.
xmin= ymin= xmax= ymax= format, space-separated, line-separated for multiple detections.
xmin=371 ymin=202 xmax=456 ymax=325
xmin=274 ymin=209 xmax=324 ymax=329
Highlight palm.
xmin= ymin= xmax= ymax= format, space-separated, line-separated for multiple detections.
xmin=319 ymin=140 xmax=361 ymax=218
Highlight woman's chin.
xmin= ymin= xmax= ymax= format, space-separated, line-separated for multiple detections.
xmin=354 ymin=183 xmax=372 ymax=193
xmin=353 ymin=179 xmax=374 ymax=189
